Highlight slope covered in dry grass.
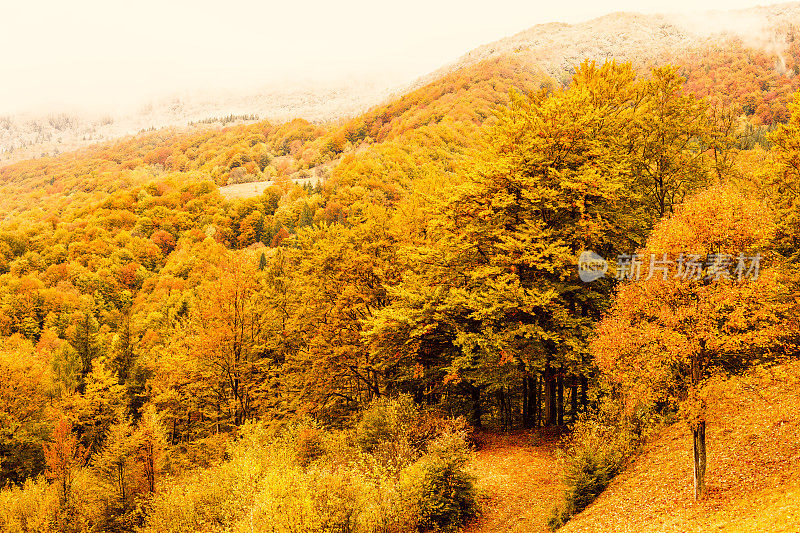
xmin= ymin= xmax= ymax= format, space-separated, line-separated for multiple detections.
xmin=560 ymin=361 xmax=800 ymax=533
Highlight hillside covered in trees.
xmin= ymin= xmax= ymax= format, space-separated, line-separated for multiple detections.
xmin=1 ymin=6 xmax=800 ymax=533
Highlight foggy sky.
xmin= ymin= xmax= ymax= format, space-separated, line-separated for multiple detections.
xmin=0 ymin=0 xmax=790 ymax=115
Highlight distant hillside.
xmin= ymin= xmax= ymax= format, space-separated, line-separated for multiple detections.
xmin=5 ymin=1 xmax=800 ymax=221
xmin=4 ymin=3 xmax=800 ymax=167
xmin=0 ymin=78 xmax=399 ymax=166
xmin=0 ymin=53 xmax=545 ymax=221
xmin=414 ymin=3 xmax=800 ymax=125
xmin=418 ymin=3 xmax=800 ymax=85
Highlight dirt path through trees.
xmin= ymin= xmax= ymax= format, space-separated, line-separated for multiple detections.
xmin=465 ymin=430 xmax=564 ymax=533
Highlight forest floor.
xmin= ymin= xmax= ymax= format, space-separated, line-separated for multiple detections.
xmin=464 ymin=429 xmax=565 ymax=533
xmin=559 ymin=361 xmax=800 ymax=533
xmin=464 ymin=361 xmax=800 ymax=533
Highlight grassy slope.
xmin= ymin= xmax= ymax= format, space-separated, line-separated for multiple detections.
xmin=560 ymin=361 xmax=800 ymax=533
xmin=463 ymin=362 xmax=800 ymax=533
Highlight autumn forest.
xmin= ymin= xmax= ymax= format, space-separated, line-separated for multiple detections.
xmin=1 ymin=11 xmax=800 ymax=533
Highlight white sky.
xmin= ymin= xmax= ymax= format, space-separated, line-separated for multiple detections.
xmin=0 ymin=0 xmax=790 ymax=115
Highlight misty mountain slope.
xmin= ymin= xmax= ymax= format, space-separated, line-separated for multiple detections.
xmin=0 ymin=53 xmax=547 ymax=221
xmin=408 ymin=3 xmax=800 ymax=125
xmin=3 ymin=1 xmax=800 ymax=218
xmin=5 ymin=3 xmax=800 ymax=167
xmin=0 ymin=79 xmax=397 ymax=166
xmin=414 ymin=13 xmax=693 ymax=89
xmin=418 ymin=2 xmax=800 ymax=86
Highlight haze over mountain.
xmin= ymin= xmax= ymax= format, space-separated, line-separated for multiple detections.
xmin=1 ymin=1 xmax=797 ymax=165
xmin=418 ymin=2 xmax=800 ymax=86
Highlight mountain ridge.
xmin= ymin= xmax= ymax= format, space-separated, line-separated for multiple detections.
xmin=412 ymin=2 xmax=800 ymax=89
xmin=3 ymin=2 xmax=800 ymax=167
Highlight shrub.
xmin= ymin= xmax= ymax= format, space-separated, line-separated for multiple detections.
xmin=0 ymin=476 xmax=58 ymax=533
xmin=356 ymin=394 xmax=471 ymax=453
xmin=401 ymin=431 xmax=478 ymax=532
xmin=407 ymin=410 xmax=471 ymax=452
xmin=564 ymin=447 xmax=619 ymax=514
xmin=549 ymin=442 xmax=621 ymax=529
xmin=0 ymin=469 xmax=107 ymax=533
xmin=144 ymin=407 xmax=479 ymax=533
xmin=142 ymin=461 xmax=259 ymax=533
xmin=142 ymin=421 xmax=274 ymax=533
xmin=236 ymin=465 xmax=365 ymax=533
xmin=357 ymin=469 xmax=419 ymax=533
xmin=355 ymin=395 xmax=418 ymax=453
xmin=548 ymin=399 xmax=660 ymax=530
xmin=293 ymin=424 xmax=326 ymax=467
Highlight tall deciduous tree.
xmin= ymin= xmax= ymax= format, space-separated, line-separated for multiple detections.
xmin=0 ymin=336 xmax=51 ymax=484
xmin=369 ymin=61 xmax=654 ymax=427
xmin=593 ymin=185 xmax=791 ymax=499
xmin=629 ymin=66 xmax=711 ymax=219
xmin=135 ymin=405 xmax=167 ymax=493
xmin=92 ymin=419 xmax=137 ymax=510
xmin=190 ymin=251 xmax=271 ymax=426
xmin=281 ymin=207 xmax=400 ymax=421
xmin=70 ymin=356 xmax=127 ymax=454
xmin=43 ymin=416 xmax=87 ymax=508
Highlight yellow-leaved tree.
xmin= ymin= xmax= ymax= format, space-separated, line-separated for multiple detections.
xmin=593 ymin=185 xmax=793 ymax=499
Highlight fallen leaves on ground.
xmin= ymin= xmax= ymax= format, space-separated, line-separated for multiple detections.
xmin=560 ymin=361 xmax=800 ymax=533
xmin=464 ymin=429 xmax=565 ymax=533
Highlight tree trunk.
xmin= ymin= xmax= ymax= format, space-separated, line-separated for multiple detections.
xmin=580 ymin=374 xmax=588 ymax=410
xmin=505 ymin=387 xmax=512 ymax=430
xmin=691 ymin=347 xmax=707 ymax=500
xmin=533 ymin=375 xmax=540 ymax=427
xmin=497 ymin=388 xmax=506 ymax=431
xmin=544 ymin=365 xmax=557 ymax=426
xmin=693 ymin=420 xmax=706 ymax=500
xmin=145 ymin=443 xmax=156 ymax=493
xmin=534 ymin=376 xmax=544 ymax=427
xmin=527 ymin=375 xmax=537 ymax=428
xmin=557 ymin=372 xmax=564 ymax=426
xmin=522 ymin=375 xmax=530 ymax=428
xmin=570 ymin=377 xmax=578 ymax=423
xmin=118 ymin=463 xmax=125 ymax=507
xmin=469 ymin=385 xmax=483 ymax=428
